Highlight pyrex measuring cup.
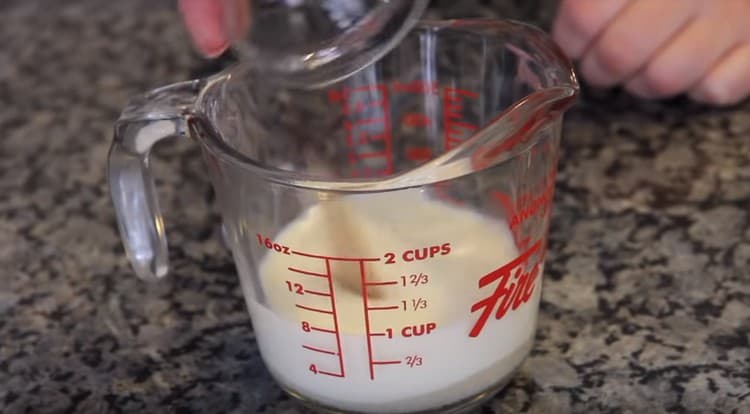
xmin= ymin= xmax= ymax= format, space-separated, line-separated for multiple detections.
xmin=108 ymin=19 xmax=578 ymax=414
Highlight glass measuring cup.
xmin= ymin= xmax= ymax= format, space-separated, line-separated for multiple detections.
xmin=108 ymin=19 xmax=578 ymax=414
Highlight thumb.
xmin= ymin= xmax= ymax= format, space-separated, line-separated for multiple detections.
xmin=178 ymin=0 xmax=232 ymax=58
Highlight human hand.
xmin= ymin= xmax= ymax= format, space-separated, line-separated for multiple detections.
xmin=552 ymin=0 xmax=750 ymax=106
xmin=178 ymin=0 xmax=250 ymax=58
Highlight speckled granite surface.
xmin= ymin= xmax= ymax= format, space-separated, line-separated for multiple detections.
xmin=1 ymin=1 xmax=749 ymax=413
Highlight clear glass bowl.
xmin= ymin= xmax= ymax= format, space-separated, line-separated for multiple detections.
xmin=221 ymin=0 xmax=429 ymax=87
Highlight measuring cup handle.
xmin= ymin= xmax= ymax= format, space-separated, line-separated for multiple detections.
xmin=107 ymin=79 xmax=202 ymax=281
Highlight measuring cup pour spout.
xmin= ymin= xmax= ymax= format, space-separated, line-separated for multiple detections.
xmin=388 ymin=85 xmax=579 ymax=188
xmin=465 ymin=86 xmax=577 ymax=170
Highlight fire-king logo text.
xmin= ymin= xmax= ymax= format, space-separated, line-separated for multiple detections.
xmin=468 ymin=239 xmax=543 ymax=338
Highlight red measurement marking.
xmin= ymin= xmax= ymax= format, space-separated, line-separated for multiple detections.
xmin=402 ymin=297 xmax=428 ymax=311
xmin=445 ymin=136 xmax=465 ymax=146
xmin=344 ymin=101 xmax=385 ymax=116
xmin=323 ymin=258 xmax=346 ymax=378
xmin=405 ymin=147 xmax=433 ymax=162
xmin=443 ymin=87 xmax=478 ymax=151
xmin=381 ymin=86 xmax=394 ymax=175
xmin=304 ymin=289 xmax=331 ymax=297
xmin=344 ymin=120 xmax=388 ymax=147
xmin=489 ymin=169 xmax=556 ymax=249
xmin=288 ymin=267 xmax=328 ymax=278
xmin=290 ymin=256 xmax=348 ymax=378
xmin=295 ymin=304 xmax=333 ymax=315
xmin=292 ymin=251 xmax=380 ymax=262
xmin=402 ymin=112 xmax=431 ymax=128
xmin=469 ymin=240 xmax=543 ymax=338
xmin=362 ymin=132 xmax=392 ymax=146
xmin=369 ymin=332 xmax=388 ymax=337
xmin=360 ymin=261 xmax=377 ymax=380
xmin=402 ymin=273 xmax=429 ymax=286
xmin=401 ymin=323 xmax=436 ymax=337
xmin=310 ymin=326 xmax=337 ymax=334
xmin=330 ymin=83 xmax=393 ymax=178
xmin=357 ymin=151 xmax=391 ymax=159
xmin=372 ymin=360 xmax=401 ymax=365
xmin=446 ymin=121 xmax=477 ymax=132
xmin=318 ymin=370 xmax=345 ymax=378
xmin=445 ymin=88 xmax=479 ymax=100
xmin=364 ymin=280 xmax=399 ymax=286
xmin=489 ymin=191 xmax=525 ymax=248
xmin=367 ymin=305 xmax=400 ymax=311
xmin=302 ymin=345 xmax=339 ymax=355
xmin=405 ymin=355 xmax=423 ymax=367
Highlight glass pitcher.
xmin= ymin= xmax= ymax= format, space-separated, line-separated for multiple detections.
xmin=108 ymin=18 xmax=578 ymax=414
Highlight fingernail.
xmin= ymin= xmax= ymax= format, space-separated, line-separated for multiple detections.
xmin=625 ymin=77 xmax=656 ymax=99
xmin=189 ymin=28 xmax=230 ymax=58
xmin=201 ymin=41 xmax=230 ymax=58
xmin=690 ymin=83 xmax=735 ymax=106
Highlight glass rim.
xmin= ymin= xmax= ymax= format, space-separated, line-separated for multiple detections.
xmin=190 ymin=18 xmax=579 ymax=192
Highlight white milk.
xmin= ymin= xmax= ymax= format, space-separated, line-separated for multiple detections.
xmin=241 ymin=190 xmax=543 ymax=413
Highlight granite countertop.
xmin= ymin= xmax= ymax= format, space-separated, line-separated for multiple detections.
xmin=1 ymin=0 xmax=749 ymax=413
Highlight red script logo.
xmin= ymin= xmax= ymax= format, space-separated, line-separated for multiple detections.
xmin=468 ymin=240 xmax=543 ymax=338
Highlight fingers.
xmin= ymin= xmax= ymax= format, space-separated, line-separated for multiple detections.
xmin=552 ymin=0 xmax=630 ymax=60
xmin=553 ymin=0 xmax=750 ymax=105
xmin=623 ymin=8 xmax=742 ymax=99
xmin=578 ymin=0 xmax=699 ymax=88
xmin=690 ymin=45 xmax=750 ymax=106
xmin=178 ymin=0 xmax=230 ymax=57
xmin=220 ymin=0 xmax=252 ymax=46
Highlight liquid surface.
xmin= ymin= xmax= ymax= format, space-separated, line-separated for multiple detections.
xmin=242 ymin=190 xmax=542 ymax=413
